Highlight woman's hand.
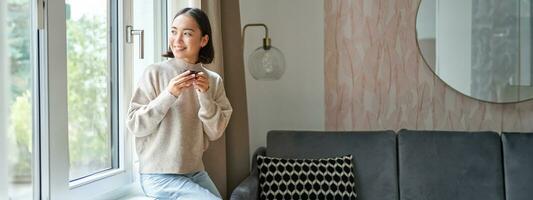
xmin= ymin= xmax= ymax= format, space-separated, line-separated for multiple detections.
xmin=194 ymin=72 xmax=209 ymax=93
xmin=166 ymin=71 xmax=196 ymax=97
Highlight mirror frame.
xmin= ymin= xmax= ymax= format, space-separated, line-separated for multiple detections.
xmin=415 ymin=0 xmax=533 ymax=104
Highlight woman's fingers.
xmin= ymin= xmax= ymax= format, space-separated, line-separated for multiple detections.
xmin=194 ymin=72 xmax=209 ymax=92
xmin=169 ymin=71 xmax=209 ymax=94
xmin=174 ymin=79 xmax=192 ymax=88
xmin=171 ymin=70 xmax=193 ymax=82
xmin=172 ymin=72 xmax=195 ymax=85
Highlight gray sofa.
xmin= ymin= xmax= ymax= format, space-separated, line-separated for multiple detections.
xmin=230 ymin=130 xmax=533 ymax=200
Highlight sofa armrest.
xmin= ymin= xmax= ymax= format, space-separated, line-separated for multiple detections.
xmin=230 ymin=169 xmax=259 ymax=200
xmin=251 ymin=146 xmax=266 ymax=170
xmin=230 ymin=147 xmax=266 ymax=200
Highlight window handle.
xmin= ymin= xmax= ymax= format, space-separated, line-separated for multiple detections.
xmin=126 ymin=25 xmax=144 ymax=59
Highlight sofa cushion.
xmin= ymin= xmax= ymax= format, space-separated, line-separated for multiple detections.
xmin=257 ymin=154 xmax=357 ymax=200
xmin=398 ymin=130 xmax=504 ymax=200
xmin=266 ymin=130 xmax=398 ymax=200
xmin=502 ymin=132 xmax=533 ymax=200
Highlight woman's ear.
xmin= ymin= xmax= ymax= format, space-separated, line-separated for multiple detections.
xmin=201 ymin=35 xmax=209 ymax=48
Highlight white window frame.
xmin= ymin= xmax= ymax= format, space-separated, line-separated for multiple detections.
xmin=39 ymin=0 xmax=134 ymax=199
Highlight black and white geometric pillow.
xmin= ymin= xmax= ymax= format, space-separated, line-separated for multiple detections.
xmin=257 ymin=155 xmax=357 ymax=200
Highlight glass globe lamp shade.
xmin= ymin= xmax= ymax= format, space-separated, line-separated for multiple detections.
xmin=247 ymin=46 xmax=286 ymax=80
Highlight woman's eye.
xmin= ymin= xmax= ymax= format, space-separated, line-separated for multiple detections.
xmin=184 ymin=32 xmax=192 ymax=36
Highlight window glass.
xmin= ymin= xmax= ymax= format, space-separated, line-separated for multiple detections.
xmin=4 ymin=0 xmax=34 ymax=198
xmin=65 ymin=0 xmax=113 ymax=180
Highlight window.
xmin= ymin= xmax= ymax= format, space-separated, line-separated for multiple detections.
xmin=2 ymin=0 xmax=35 ymax=199
xmin=43 ymin=0 xmax=130 ymax=198
xmin=2 ymin=0 xmax=170 ymax=198
xmin=65 ymin=0 xmax=118 ymax=181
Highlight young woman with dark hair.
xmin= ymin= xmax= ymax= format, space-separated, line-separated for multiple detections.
xmin=127 ymin=7 xmax=231 ymax=199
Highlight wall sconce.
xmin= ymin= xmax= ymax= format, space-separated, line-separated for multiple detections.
xmin=242 ymin=23 xmax=286 ymax=80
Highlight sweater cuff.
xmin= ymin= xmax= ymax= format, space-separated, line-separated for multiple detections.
xmin=151 ymin=90 xmax=177 ymax=113
xmin=198 ymin=92 xmax=215 ymax=116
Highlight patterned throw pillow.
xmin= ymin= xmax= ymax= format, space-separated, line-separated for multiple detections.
xmin=257 ymin=155 xmax=357 ymax=200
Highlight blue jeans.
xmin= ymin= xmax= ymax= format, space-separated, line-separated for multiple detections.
xmin=140 ymin=171 xmax=222 ymax=200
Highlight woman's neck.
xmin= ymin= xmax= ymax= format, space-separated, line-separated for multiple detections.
xmin=174 ymin=58 xmax=201 ymax=68
xmin=180 ymin=57 xmax=198 ymax=65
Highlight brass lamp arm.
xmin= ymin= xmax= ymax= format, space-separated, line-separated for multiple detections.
xmin=243 ymin=23 xmax=271 ymax=50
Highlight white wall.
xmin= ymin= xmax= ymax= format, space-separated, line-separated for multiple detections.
xmin=437 ymin=0 xmax=472 ymax=94
xmin=239 ymin=0 xmax=325 ymax=156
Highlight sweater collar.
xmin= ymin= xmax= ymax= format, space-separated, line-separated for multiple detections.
xmin=171 ymin=58 xmax=203 ymax=71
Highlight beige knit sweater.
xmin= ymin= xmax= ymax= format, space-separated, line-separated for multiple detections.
xmin=127 ymin=58 xmax=232 ymax=174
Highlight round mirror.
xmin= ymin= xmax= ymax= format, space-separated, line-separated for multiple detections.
xmin=416 ymin=0 xmax=533 ymax=103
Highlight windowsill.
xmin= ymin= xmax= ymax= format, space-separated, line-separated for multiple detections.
xmin=92 ymin=180 xmax=154 ymax=200
xmin=117 ymin=193 xmax=154 ymax=200
xmin=69 ymin=168 xmax=126 ymax=189
xmin=83 ymin=165 xmax=152 ymax=200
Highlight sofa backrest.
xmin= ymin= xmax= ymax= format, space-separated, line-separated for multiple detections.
xmin=398 ymin=130 xmax=504 ymax=200
xmin=266 ymin=130 xmax=398 ymax=200
xmin=502 ymin=132 xmax=533 ymax=200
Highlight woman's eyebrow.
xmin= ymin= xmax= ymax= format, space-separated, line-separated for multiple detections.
xmin=170 ymin=26 xmax=195 ymax=31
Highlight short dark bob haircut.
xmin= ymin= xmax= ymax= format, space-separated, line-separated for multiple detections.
xmin=162 ymin=7 xmax=214 ymax=64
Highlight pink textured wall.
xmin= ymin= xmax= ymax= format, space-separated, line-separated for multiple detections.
xmin=325 ymin=0 xmax=533 ymax=132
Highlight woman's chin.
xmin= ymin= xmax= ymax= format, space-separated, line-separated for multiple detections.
xmin=173 ymin=55 xmax=186 ymax=61
xmin=172 ymin=52 xmax=182 ymax=58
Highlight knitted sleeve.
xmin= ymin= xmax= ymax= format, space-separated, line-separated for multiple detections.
xmin=126 ymin=66 xmax=177 ymax=137
xmin=197 ymin=75 xmax=233 ymax=141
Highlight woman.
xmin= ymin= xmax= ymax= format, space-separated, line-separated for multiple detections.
xmin=127 ymin=7 xmax=232 ymax=200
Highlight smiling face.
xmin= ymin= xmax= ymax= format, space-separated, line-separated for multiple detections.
xmin=169 ymin=14 xmax=209 ymax=64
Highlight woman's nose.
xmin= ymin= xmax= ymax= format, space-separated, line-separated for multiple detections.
xmin=171 ymin=36 xmax=182 ymax=46
xmin=176 ymin=34 xmax=184 ymax=42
